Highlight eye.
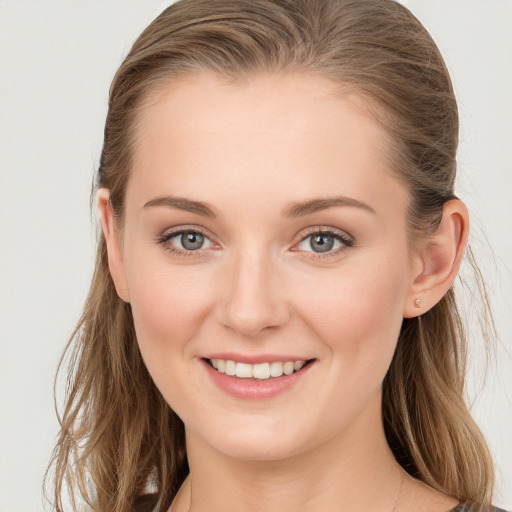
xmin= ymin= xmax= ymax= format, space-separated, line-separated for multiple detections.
xmin=159 ymin=228 xmax=214 ymax=256
xmin=295 ymin=229 xmax=353 ymax=256
xmin=172 ymin=231 xmax=211 ymax=251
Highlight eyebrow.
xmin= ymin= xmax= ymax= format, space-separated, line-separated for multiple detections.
xmin=143 ymin=194 xmax=375 ymax=218
xmin=281 ymin=196 xmax=376 ymax=217
xmin=143 ymin=195 xmax=218 ymax=217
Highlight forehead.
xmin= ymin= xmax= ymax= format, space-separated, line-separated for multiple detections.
xmin=127 ymin=71 xmax=407 ymax=218
xmin=136 ymin=72 xmax=385 ymax=149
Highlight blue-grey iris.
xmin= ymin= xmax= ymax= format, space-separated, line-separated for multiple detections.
xmin=310 ymin=234 xmax=334 ymax=253
xmin=181 ymin=232 xmax=204 ymax=250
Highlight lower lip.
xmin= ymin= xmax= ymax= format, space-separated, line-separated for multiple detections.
xmin=201 ymin=359 xmax=315 ymax=400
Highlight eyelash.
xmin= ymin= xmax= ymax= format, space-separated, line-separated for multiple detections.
xmin=157 ymin=227 xmax=215 ymax=259
xmin=157 ymin=227 xmax=354 ymax=260
xmin=295 ymin=228 xmax=354 ymax=260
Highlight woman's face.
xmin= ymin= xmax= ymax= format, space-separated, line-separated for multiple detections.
xmin=108 ymin=73 xmax=420 ymax=461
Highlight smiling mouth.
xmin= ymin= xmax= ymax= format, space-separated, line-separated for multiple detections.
xmin=206 ymin=358 xmax=314 ymax=380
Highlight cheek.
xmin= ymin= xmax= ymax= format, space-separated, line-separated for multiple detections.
xmin=291 ymin=258 xmax=409 ymax=440
xmin=124 ymin=259 xmax=215 ymax=416
xmin=296 ymin=253 xmax=409 ymax=369
xmin=125 ymin=255 xmax=213 ymax=359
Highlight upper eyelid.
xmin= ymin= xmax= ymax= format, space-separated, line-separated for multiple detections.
xmin=158 ymin=225 xmax=354 ymax=250
xmin=158 ymin=227 xmax=216 ymax=258
xmin=294 ymin=231 xmax=353 ymax=253
xmin=158 ymin=232 xmax=355 ymax=259
xmin=161 ymin=225 xmax=214 ymax=240
xmin=157 ymin=227 xmax=217 ymax=255
xmin=296 ymin=226 xmax=354 ymax=243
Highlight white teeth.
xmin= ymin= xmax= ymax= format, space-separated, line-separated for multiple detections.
xmin=235 ymin=362 xmax=253 ymax=378
xmin=253 ymin=363 xmax=271 ymax=379
xmin=225 ymin=360 xmax=236 ymax=376
xmin=269 ymin=361 xmax=283 ymax=377
xmin=283 ymin=361 xmax=294 ymax=375
xmin=209 ymin=358 xmax=308 ymax=380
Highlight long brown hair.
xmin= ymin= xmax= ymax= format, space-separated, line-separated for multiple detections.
xmin=46 ymin=1 xmax=495 ymax=511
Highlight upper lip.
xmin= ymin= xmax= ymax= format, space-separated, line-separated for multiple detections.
xmin=202 ymin=353 xmax=314 ymax=365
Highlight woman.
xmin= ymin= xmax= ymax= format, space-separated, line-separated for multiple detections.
xmin=47 ymin=1 xmax=505 ymax=511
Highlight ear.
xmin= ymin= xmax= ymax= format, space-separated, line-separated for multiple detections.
xmin=403 ymin=199 xmax=469 ymax=318
xmin=97 ymin=188 xmax=130 ymax=302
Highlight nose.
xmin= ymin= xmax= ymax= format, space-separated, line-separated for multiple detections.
xmin=215 ymin=249 xmax=290 ymax=338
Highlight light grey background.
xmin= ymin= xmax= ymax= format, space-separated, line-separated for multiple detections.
xmin=0 ymin=1 xmax=510 ymax=511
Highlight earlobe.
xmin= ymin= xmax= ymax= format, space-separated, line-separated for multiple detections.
xmin=97 ymin=188 xmax=130 ymax=303
xmin=403 ymin=199 xmax=469 ymax=318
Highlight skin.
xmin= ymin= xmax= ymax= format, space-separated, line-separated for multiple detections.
xmin=99 ymin=72 xmax=468 ymax=512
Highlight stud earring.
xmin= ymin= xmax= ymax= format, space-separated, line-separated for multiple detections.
xmin=414 ymin=298 xmax=422 ymax=308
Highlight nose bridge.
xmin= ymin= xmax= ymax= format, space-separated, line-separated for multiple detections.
xmin=217 ymin=243 xmax=289 ymax=337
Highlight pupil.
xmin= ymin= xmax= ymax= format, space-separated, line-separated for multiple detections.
xmin=181 ymin=232 xmax=204 ymax=250
xmin=311 ymin=234 xmax=334 ymax=253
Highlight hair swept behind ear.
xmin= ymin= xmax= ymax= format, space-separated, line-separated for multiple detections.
xmin=383 ymin=288 xmax=494 ymax=505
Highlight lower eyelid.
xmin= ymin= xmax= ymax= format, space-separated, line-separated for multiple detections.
xmin=157 ymin=228 xmax=214 ymax=254
xmin=157 ymin=228 xmax=352 ymax=258
xmin=169 ymin=231 xmax=213 ymax=248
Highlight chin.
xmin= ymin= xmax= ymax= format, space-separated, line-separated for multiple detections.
xmin=215 ymin=438 xmax=306 ymax=463
xmin=187 ymin=415 xmax=316 ymax=463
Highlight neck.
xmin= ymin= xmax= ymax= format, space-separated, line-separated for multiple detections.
xmin=183 ymin=404 xmax=404 ymax=512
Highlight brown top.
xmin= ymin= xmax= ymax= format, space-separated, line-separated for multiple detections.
xmin=133 ymin=495 xmax=508 ymax=512
xmin=451 ymin=507 xmax=508 ymax=512
xmin=133 ymin=494 xmax=160 ymax=512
